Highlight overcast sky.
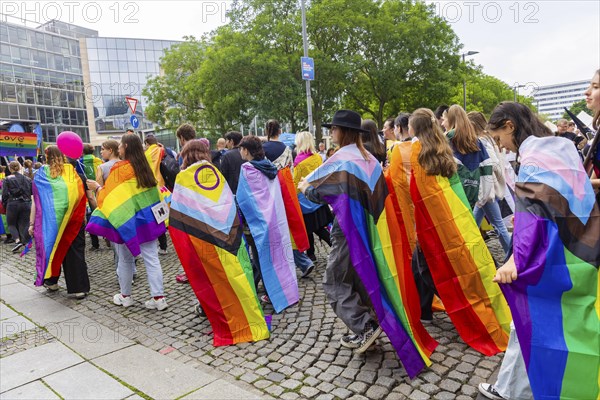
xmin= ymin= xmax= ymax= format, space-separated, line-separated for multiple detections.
xmin=4 ymin=0 xmax=599 ymax=90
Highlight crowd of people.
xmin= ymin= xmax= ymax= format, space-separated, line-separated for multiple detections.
xmin=1 ymin=70 xmax=599 ymax=399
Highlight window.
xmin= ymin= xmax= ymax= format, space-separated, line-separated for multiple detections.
xmin=8 ymin=104 xmax=19 ymax=119
xmin=126 ymin=39 xmax=136 ymax=50
xmin=32 ymin=50 xmax=47 ymax=68
xmin=116 ymin=39 xmax=127 ymax=49
xmin=117 ymin=49 xmax=127 ymax=60
xmin=87 ymin=47 xmax=98 ymax=61
xmin=1 ymin=84 xmax=16 ymax=102
xmin=108 ymin=48 xmax=118 ymax=60
xmin=106 ymin=38 xmax=117 ymax=48
xmin=19 ymin=48 xmax=31 ymax=66
xmin=1 ymin=44 xmax=12 ymax=63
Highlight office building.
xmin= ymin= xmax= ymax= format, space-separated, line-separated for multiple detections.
xmin=533 ymin=80 xmax=589 ymax=121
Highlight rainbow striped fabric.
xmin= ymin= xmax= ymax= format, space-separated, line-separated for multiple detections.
xmin=236 ymin=162 xmax=299 ymax=313
xmin=0 ymin=131 xmax=38 ymax=157
xmin=32 ymin=164 xmax=86 ymax=286
xmin=278 ymin=167 xmax=309 ymax=252
xmin=168 ymin=161 xmax=269 ymax=346
xmin=145 ymin=144 xmax=165 ymax=188
xmin=410 ymin=140 xmax=511 ymax=356
xmin=307 ymin=144 xmax=437 ymax=378
xmin=502 ymin=136 xmax=600 ymax=400
xmin=79 ymin=154 xmax=102 ymax=180
xmin=86 ymin=161 xmax=166 ymax=256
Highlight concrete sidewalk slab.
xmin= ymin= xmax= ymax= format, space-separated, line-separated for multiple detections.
xmin=182 ymin=379 xmax=268 ymax=400
xmin=12 ymin=297 xmax=80 ymax=326
xmin=43 ymin=362 xmax=133 ymax=400
xmin=1 ymin=315 xmax=35 ymax=339
xmin=0 ymin=342 xmax=84 ymax=393
xmin=0 ymin=380 xmax=60 ymax=400
xmin=0 ymin=282 xmax=46 ymax=304
xmin=0 ymin=272 xmax=18 ymax=286
xmin=49 ymin=316 xmax=135 ymax=360
xmin=0 ymin=303 xmax=19 ymax=320
xmin=93 ymin=345 xmax=217 ymax=400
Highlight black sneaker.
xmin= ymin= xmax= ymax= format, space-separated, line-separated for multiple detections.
xmin=340 ymin=333 xmax=362 ymax=349
xmin=478 ymin=383 xmax=505 ymax=400
xmin=11 ymin=243 xmax=24 ymax=253
xmin=355 ymin=322 xmax=383 ymax=354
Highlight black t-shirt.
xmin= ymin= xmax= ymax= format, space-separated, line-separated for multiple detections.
xmin=219 ymin=148 xmax=244 ymax=194
xmin=1 ymin=173 xmax=32 ymax=205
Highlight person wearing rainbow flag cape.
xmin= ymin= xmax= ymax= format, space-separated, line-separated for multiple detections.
xmin=298 ymin=110 xmax=437 ymax=378
xmin=480 ymin=102 xmax=599 ymax=400
xmin=29 ymin=146 xmax=90 ymax=298
xmin=87 ymin=134 xmax=168 ymax=311
xmin=168 ymin=139 xmax=269 ymax=346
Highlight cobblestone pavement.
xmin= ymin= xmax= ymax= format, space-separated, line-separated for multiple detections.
xmin=0 ymin=235 xmax=506 ymax=399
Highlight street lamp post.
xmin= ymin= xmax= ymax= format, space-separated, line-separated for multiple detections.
xmin=300 ymin=0 xmax=314 ymax=134
xmin=513 ymin=84 xmax=526 ymax=102
xmin=462 ymin=50 xmax=479 ymax=110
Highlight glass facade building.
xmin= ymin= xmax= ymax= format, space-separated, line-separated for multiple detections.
xmin=83 ymin=37 xmax=178 ymax=135
xmin=0 ymin=19 xmax=94 ymax=143
xmin=533 ymin=80 xmax=589 ymax=121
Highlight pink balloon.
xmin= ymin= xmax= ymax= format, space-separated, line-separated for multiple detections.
xmin=56 ymin=131 xmax=83 ymax=159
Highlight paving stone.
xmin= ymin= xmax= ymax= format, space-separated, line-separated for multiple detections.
xmin=461 ymin=354 xmax=480 ymax=364
xmin=434 ymin=391 xmax=457 ymax=400
xmin=394 ymin=383 xmax=413 ymax=397
xmin=265 ymin=385 xmax=285 ymax=397
xmin=300 ymin=386 xmax=321 ymax=398
xmin=280 ymin=392 xmax=300 ymax=400
xmin=0 ymin=380 xmax=60 ymax=399
xmin=266 ymin=372 xmax=286 ymax=383
xmin=239 ymin=372 xmax=260 ymax=383
xmin=44 ymin=362 xmax=133 ymax=399
xmin=355 ymin=370 xmax=376 ymax=384
xmin=315 ymin=394 xmax=335 ymax=400
xmin=420 ymin=383 xmax=440 ymax=395
xmin=281 ymin=379 xmax=302 ymax=390
xmin=347 ymin=381 xmax=368 ymax=394
xmin=331 ymin=387 xmax=353 ymax=399
xmin=409 ymin=389 xmax=430 ymax=400
xmin=253 ymin=379 xmax=272 ymax=389
xmin=448 ymin=370 xmax=469 ymax=383
xmin=181 ymin=379 xmax=264 ymax=399
xmin=439 ymin=379 xmax=461 ymax=393
xmin=364 ymin=385 xmax=388 ymax=400
xmin=1 ymin=315 xmax=36 ymax=339
xmin=316 ymin=381 xmax=335 ymax=393
xmin=0 ymin=342 xmax=83 ymax=392
xmin=375 ymin=375 xmax=396 ymax=389
xmin=461 ymin=384 xmax=478 ymax=397
xmin=455 ymin=362 xmax=475 ymax=373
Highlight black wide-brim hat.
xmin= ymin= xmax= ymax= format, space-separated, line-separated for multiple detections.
xmin=322 ymin=110 xmax=369 ymax=132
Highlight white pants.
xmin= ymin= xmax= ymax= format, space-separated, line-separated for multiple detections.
xmin=495 ymin=322 xmax=533 ymax=400
xmin=115 ymin=241 xmax=164 ymax=297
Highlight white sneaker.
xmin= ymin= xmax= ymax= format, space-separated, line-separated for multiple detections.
xmin=113 ymin=293 xmax=134 ymax=307
xmin=145 ymin=297 xmax=168 ymax=311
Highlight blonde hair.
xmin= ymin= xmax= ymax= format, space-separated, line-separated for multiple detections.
xmin=446 ymin=104 xmax=479 ymax=154
xmin=410 ymin=108 xmax=457 ymax=178
xmin=295 ymin=131 xmax=316 ymax=154
xmin=45 ymin=145 xmax=65 ymax=179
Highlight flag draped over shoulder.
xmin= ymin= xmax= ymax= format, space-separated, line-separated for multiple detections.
xmin=502 ymin=136 xmax=600 ymax=400
xmin=278 ymin=167 xmax=309 ymax=252
xmin=307 ymin=144 xmax=437 ymax=379
xmin=236 ymin=162 xmax=299 ymax=313
xmin=77 ymin=154 xmax=102 ymax=180
xmin=86 ymin=161 xmax=166 ymax=256
xmin=410 ymin=140 xmax=511 ymax=356
xmin=32 ymin=164 xmax=86 ymax=286
xmin=168 ymin=161 xmax=269 ymax=346
xmin=294 ymin=153 xmax=324 ymax=214
xmin=145 ymin=144 xmax=165 ymax=187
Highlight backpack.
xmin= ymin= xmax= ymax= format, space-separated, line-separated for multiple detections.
xmin=159 ymin=151 xmax=180 ymax=191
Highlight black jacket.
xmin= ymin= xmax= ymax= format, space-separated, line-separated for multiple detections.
xmin=1 ymin=173 xmax=32 ymax=207
xmin=218 ymin=148 xmax=244 ymax=194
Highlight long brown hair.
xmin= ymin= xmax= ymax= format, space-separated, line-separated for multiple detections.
xmin=410 ymin=108 xmax=457 ymax=178
xmin=120 ymin=134 xmax=157 ymax=188
xmin=101 ymin=139 xmax=119 ymax=160
xmin=337 ymin=127 xmax=370 ymax=160
xmin=467 ymin=111 xmax=495 ymax=143
xmin=360 ymin=119 xmax=386 ymax=162
xmin=181 ymin=139 xmax=211 ymax=169
xmin=446 ymin=104 xmax=479 ymax=154
xmin=45 ymin=145 xmax=65 ymax=179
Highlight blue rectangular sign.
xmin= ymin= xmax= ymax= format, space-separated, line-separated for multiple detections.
xmin=301 ymin=57 xmax=314 ymax=81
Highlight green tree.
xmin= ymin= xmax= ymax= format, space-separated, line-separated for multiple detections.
xmin=142 ymin=37 xmax=207 ymax=129
xmin=562 ymin=99 xmax=591 ymax=119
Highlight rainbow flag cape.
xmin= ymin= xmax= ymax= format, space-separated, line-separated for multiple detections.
xmin=32 ymin=164 xmax=86 ymax=286
xmin=86 ymin=161 xmax=166 ymax=256
xmin=409 ymin=140 xmax=511 ymax=355
xmin=0 ymin=131 xmax=37 ymax=157
xmin=501 ymin=136 xmax=600 ymax=400
xmin=168 ymin=161 xmax=269 ymax=346
xmin=78 ymin=154 xmax=102 ymax=180
xmin=236 ymin=162 xmax=299 ymax=313
xmin=278 ymin=167 xmax=309 ymax=252
xmin=307 ymin=144 xmax=437 ymax=378
xmin=145 ymin=144 xmax=165 ymax=187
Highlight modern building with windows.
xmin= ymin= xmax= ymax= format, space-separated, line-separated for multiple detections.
xmin=0 ymin=18 xmax=93 ymax=143
xmin=532 ymin=80 xmax=589 ymax=121
xmin=0 ymin=16 xmax=178 ymax=146
xmin=81 ymin=36 xmax=178 ymax=138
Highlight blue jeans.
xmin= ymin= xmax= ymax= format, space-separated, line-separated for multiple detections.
xmin=115 ymin=240 xmax=164 ymax=297
xmin=293 ymin=249 xmax=313 ymax=273
xmin=473 ymin=200 xmax=512 ymax=255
